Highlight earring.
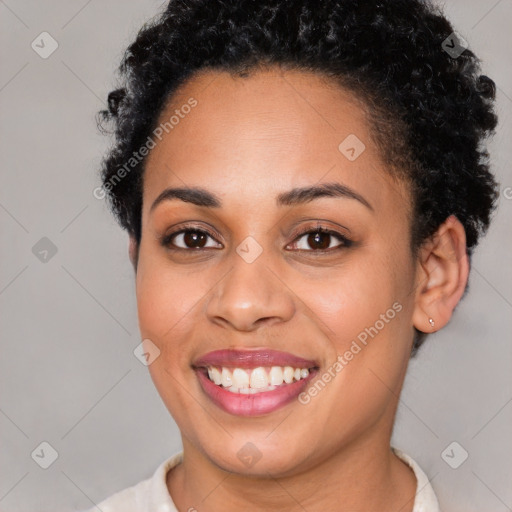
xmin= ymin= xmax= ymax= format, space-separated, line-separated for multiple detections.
xmin=429 ymin=317 xmax=435 ymax=328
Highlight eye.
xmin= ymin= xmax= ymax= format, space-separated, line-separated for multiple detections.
xmin=287 ymin=227 xmax=352 ymax=252
xmin=161 ymin=227 xmax=222 ymax=250
xmin=160 ymin=225 xmax=352 ymax=253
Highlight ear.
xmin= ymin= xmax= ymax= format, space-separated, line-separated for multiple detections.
xmin=412 ymin=215 xmax=469 ymax=333
xmin=128 ymin=235 xmax=139 ymax=271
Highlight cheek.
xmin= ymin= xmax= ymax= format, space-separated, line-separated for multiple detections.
xmin=297 ymin=256 xmax=403 ymax=344
xmin=297 ymin=259 xmax=412 ymax=434
xmin=134 ymin=249 xmax=202 ymax=361
xmin=134 ymin=251 xmax=205 ymax=420
xmin=299 ymin=246 xmax=415 ymax=404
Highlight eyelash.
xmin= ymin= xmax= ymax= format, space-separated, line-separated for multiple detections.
xmin=160 ymin=224 xmax=353 ymax=254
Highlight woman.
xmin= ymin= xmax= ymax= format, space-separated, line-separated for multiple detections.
xmin=91 ymin=0 xmax=498 ymax=510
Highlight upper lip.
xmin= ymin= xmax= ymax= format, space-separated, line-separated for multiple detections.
xmin=193 ymin=349 xmax=318 ymax=369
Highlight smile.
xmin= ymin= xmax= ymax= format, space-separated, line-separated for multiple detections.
xmin=193 ymin=349 xmax=318 ymax=416
xmin=207 ymin=365 xmax=311 ymax=393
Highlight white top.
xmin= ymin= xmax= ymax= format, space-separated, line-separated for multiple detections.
xmin=88 ymin=447 xmax=440 ymax=512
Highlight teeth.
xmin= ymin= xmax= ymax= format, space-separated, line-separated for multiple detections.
xmin=221 ymin=368 xmax=232 ymax=387
xmin=283 ymin=366 xmax=294 ymax=384
xmin=269 ymin=366 xmax=284 ymax=386
xmin=205 ymin=364 xmax=312 ymax=392
xmin=209 ymin=367 xmax=222 ymax=385
xmin=232 ymin=368 xmax=249 ymax=389
xmin=250 ymin=367 xmax=269 ymax=389
xmin=226 ymin=385 xmax=277 ymax=394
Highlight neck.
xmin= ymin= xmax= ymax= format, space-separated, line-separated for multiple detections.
xmin=167 ymin=427 xmax=417 ymax=512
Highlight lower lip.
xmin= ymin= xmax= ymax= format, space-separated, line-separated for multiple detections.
xmin=195 ymin=369 xmax=316 ymax=416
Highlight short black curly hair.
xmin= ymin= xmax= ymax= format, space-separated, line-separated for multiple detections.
xmin=97 ymin=0 xmax=499 ymax=355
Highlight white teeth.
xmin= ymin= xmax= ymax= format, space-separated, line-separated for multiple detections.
xmin=250 ymin=367 xmax=269 ymax=389
xmin=283 ymin=366 xmax=294 ymax=384
xmin=221 ymin=368 xmax=232 ymax=387
xmin=205 ymin=364 xmax=312 ymax=392
xmin=300 ymin=368 xmax=309 ymax=379
xmin=227 ymin=384 xmax=276 ymax=394
xmin=209 ymin=367 xmax=222 ymax=385
xmin=232 ymin=368 xmax=249 ymax=389
xmin=269 ymin=366 xmax=284 ymax=386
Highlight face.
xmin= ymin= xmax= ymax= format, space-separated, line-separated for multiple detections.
xmin=135 ymin=67 xmax=418 ymax=476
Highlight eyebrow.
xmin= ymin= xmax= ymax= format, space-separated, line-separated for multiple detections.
xmin=149 ymin=181 xmax=373 ymax=213
xmin=277 ymin=182 xmax=373 ymax=211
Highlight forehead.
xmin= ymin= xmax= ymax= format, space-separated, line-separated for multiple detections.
xmin=142 ymin=67 xmax=409 ymax=215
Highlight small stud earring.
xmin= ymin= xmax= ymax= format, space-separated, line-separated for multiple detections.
xmin=429 ymin=317 xmax=435 ymax=328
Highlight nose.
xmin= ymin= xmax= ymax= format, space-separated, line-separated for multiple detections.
xmin=205 ymin=250 xmax=296 ymax=332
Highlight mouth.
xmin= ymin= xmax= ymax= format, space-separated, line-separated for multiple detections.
xmin=193 ymin=349 xmax=319 ymax=416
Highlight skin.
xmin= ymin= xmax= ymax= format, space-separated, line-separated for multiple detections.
xmin=129 ymin=66 xmax=469 ymax=512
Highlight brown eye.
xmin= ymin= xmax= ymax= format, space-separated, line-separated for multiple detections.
xmin=306 ymin=231 xmax=331 ymax=250
xmin=163 ymin=229 xmax=222 ymax=250
xmin=183 ymin=231 xmax=208 ymax=248
xmin=288 ymin=228 xmax=352 ymax=252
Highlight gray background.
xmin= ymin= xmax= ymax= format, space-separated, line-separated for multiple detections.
xmin=0 ymin=1 xmax=511 ymax=511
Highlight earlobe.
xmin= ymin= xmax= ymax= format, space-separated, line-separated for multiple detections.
xmin=129 ymin=236 xmax=139 ymax=271
xmin=412 ymin=215 xmax=469 ymax=333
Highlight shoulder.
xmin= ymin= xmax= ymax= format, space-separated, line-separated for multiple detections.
xmin=80 ymin=476 xmax=150 ymax=512
xmin=82 ymin=452 xmax=183 ymax=512
xmin=92 ymin=478 xmax=150 ymax=512
xmin=392 ymin=446 xmax=441 ymax=512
